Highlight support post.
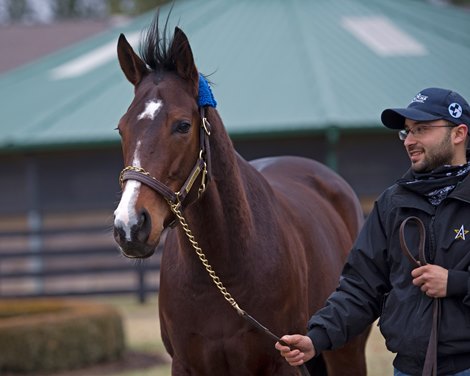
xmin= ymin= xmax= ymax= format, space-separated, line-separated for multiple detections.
xmin=325 ymin=126 xmax=340 ymax=171
xmin=26 ymin=157 xmax=44 ymax=294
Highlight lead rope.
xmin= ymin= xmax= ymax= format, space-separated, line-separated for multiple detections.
xmin=399 ymin=216 xmax=440 ymax=376
xmin=168 ymin=200 xmax=311 ymax=376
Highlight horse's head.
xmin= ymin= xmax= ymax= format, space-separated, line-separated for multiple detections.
xmin=113 ymin=21 xmax=211 ymax=258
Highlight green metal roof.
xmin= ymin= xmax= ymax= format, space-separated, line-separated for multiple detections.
xmin=1 ymin=0 xmax=470 ymax=151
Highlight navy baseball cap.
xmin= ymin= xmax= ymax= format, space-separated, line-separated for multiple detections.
xmin=381 ymin=87 xmax=470 ymax=129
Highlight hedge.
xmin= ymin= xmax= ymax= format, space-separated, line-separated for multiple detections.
xmin=0 ymin=299 xmax=125 ymax=373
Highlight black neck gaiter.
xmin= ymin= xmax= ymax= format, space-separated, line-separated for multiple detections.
xmin=397 ymin=163 xmax=470 ymax=206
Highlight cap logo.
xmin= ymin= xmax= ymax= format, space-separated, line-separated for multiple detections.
xmin=411 ymin=93 xmax=428 ymax=104
xmin=448 ymin=103 xmax=462 ymax=119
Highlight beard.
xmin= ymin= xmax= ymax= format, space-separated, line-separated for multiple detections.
xmin=408 ymin=131 xmax=454 ymax=173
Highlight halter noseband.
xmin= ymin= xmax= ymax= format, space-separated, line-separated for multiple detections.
xmin=119 ymin=106 xmax=212 ymax=211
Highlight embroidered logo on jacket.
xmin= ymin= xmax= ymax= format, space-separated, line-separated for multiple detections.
xmin=454 ymin=225 xmax=469 ymax=240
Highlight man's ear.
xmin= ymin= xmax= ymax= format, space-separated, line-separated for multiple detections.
xmin=453 ymin=124 xmax=468 ymax=146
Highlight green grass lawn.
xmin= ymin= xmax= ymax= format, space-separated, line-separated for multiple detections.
xmin=97 ymin=295 xmax=171 ymax=376
xmin=85 ymin=295 xmax=392 ymax=376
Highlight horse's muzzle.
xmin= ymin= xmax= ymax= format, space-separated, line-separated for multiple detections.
xmin=113 ymin=216 xmax=156 ymax=258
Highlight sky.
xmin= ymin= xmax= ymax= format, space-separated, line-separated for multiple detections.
xmin=0 ymin=0 xmax=108 ymax=24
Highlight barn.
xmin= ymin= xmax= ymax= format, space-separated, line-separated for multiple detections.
xmin=1 ymin=0 xmax=469 ymax=296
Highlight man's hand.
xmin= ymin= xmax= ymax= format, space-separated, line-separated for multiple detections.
xmin=275 ymin=334 xmax=316 ymax=366
xmin=411 ymin=264 xmax=448 ymax=298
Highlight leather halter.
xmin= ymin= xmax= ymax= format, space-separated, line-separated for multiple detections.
xmin=399 ymin=216 xmax=441 ymax=376
xmin=119 ymin=107 xmax=212 ymax=211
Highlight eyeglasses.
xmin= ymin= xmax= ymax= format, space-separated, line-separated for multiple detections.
xmin=398 ymin=124 xmax=457 ymax=141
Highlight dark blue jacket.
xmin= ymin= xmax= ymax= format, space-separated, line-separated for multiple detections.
xmin=307 ymin=171 xmax=470 ymax=375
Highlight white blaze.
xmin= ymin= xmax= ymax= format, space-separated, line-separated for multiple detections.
xmin=138 ymin=100 xmax=162 ymax=121
xmin=114 ymin=141 xmax=142 ymax=241
xmin=114 ymin=99 xmax=163 ymax=241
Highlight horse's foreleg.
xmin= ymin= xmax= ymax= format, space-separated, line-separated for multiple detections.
xmin=321 ymin=328 xmax=370 ymax=376
xmin=171 ymin=358 xmax=191 ymax=376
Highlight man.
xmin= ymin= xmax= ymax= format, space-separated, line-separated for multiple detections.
xmin=275 ymin=87 xmax=470 ymax=375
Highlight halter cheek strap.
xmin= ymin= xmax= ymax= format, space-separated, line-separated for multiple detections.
xmin=174 ymin=107 xmax=212 ymax=204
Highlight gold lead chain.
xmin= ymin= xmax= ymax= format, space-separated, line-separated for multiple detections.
xmin=167 ymin=193 xmax=312 ymax=375
xmin=168 ymin=200 xmax=244 ymax=316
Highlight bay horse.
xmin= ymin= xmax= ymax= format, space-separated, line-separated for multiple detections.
xmin=113 ymin=16 xmax=369 ymax=376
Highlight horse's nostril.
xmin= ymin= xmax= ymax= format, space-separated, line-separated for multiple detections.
xmin=137 ymin=211 xmax=146 ymax=225
xmin=113 ymin=222 xmax=125 ymax=242
xmin=135 ymin=209 xmax=151 ymax=243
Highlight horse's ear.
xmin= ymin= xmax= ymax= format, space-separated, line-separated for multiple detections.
xmin=117 ymin=33 xmax=148 ymax=86
xmin=171 ymin=27 xmax=198 ymax=96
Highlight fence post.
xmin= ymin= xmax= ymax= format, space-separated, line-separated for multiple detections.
xmin=26 ymin=158 xmax=44 ymax=294
xmin=137 ymin=262 xmax=147 ymax=304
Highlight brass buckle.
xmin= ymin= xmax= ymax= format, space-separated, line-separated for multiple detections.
xmin=202 ymin=117 xmax=211 ymax=136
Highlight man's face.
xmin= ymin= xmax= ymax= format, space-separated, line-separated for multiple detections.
xmin=402 ymin=119 xmax=455 ymax=173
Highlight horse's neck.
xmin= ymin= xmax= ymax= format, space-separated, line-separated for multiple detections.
xmin=183 ymin=110 xmax=264 ymax=261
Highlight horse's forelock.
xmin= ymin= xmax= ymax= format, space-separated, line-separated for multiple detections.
xmin=140 ymin=12 xmax=174 ymax=72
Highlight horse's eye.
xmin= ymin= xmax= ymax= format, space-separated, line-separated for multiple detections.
xmin=174 ymin=121 xmax=191 ymax=134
